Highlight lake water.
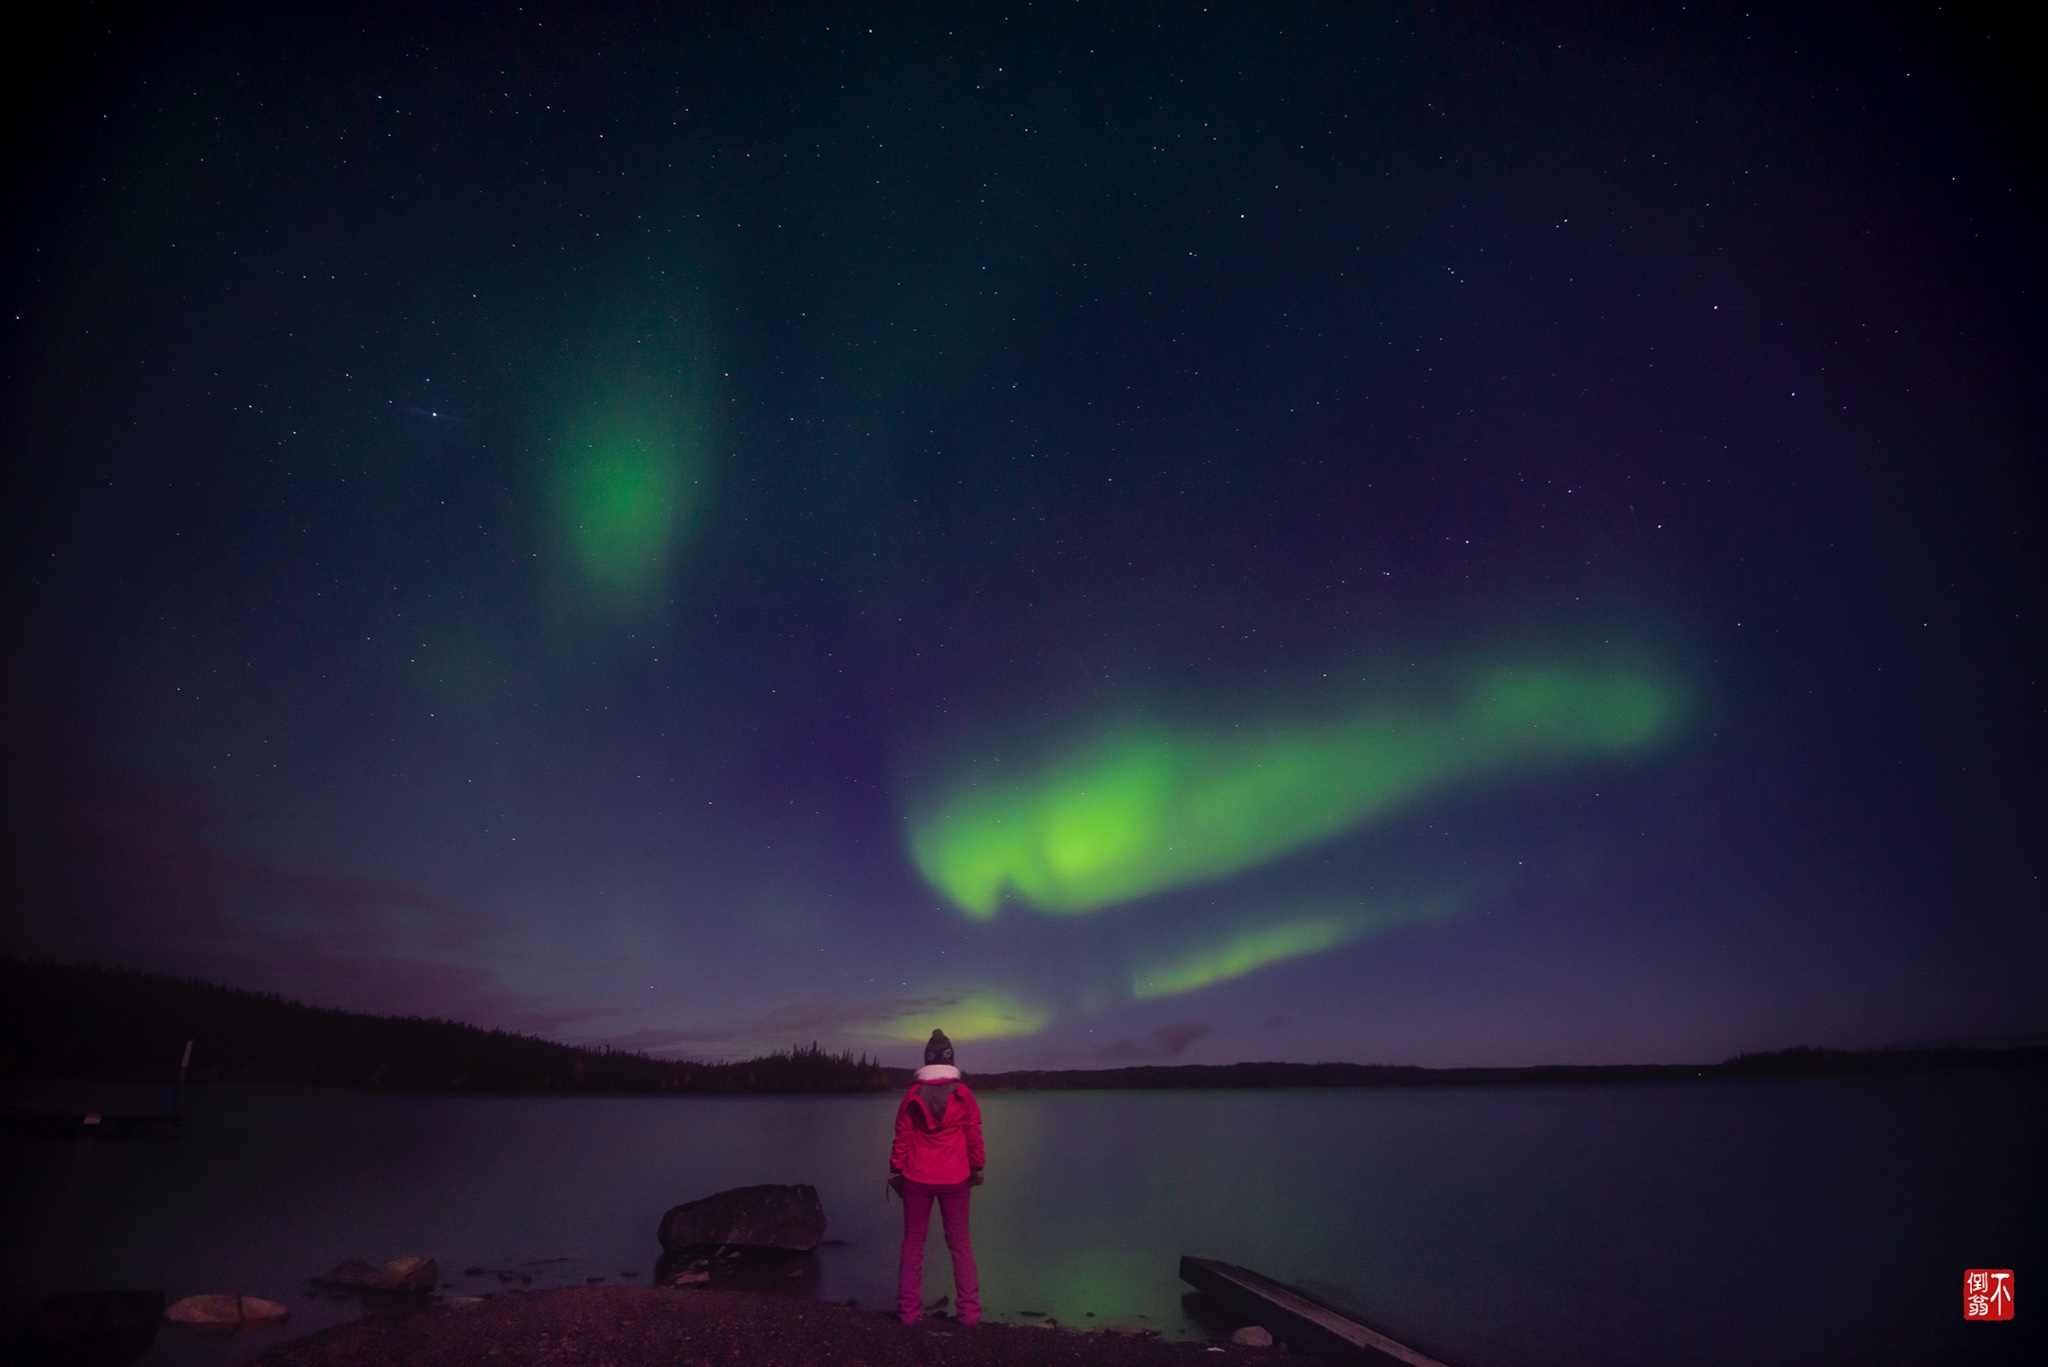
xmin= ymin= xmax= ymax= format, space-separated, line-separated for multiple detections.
xmin=3 ymin=1071 xmax=2041 ymax=1367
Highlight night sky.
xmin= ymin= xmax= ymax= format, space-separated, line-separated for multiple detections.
xmin=3 ymin=2 xmax=2040 ymax=1068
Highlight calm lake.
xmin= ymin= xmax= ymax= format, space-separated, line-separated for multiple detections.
xmin=3 ymin=1071 xmax=2041 ymax=1367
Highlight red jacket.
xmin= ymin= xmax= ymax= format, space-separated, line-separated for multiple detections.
xmin=890 ymin=1069 xmax=984 ymax=1185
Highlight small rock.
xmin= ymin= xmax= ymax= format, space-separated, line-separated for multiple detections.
xmin=1231 ymin=1325 xmax=1274 ymax=1347
xmin=164 ymin=1295 xmax=289 ymax=1326
xmin=388 ymin=1257 xmax=437 ymax=1290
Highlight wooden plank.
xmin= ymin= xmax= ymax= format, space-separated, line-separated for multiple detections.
xmin=0 ymin=1108 xmax=184 ymax=1138
xmin=1179 ymin=1256 xmax=1452 ymax=1367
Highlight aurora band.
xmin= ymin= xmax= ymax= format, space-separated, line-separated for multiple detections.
xmin=882 ymin=992 xmax=1047 ymax=1043
xmin=909 ymin=661 xmax=1683 ymax=918
xmin=1131 ymin=893 xmax=1464 ymax=999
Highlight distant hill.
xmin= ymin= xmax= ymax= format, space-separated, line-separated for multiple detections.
xmin=971 ymin=1045 xmax=2048 ymax=1091
xmin=3 ymin=956 xmax=2041 ymax=1094
xmin=0 ymin=956 xmax=907 ymax=1094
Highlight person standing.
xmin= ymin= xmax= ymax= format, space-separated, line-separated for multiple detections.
xmin=889 ymin=1028 xmax=984 ymax=1325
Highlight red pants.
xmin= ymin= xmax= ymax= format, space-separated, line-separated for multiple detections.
xmin=897 ymin=1178 xmax=979 ymax=1324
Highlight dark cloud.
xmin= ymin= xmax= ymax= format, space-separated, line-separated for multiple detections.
xmin=0 ymin=739 xmax=587 ymax=1035
xmin=1093 ymin=1020 xmax=1213 ymax=1064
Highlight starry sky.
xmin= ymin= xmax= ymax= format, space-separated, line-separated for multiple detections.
xmin=2 ymin=2 xmax=2040 ymax=1067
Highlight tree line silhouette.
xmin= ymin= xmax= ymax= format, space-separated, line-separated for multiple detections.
xmin=0 ymin=956 xmax=909 ymax=1093
xmin=5 ymin=956 xmax=2038 ymax=1094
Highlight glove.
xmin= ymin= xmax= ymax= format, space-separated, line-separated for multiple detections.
xmin=969 ymin=1167 xmax=985 ymax=1187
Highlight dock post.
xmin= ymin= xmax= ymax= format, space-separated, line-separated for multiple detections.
xmin=159 ymin=1039 xmax=193 ymax=1116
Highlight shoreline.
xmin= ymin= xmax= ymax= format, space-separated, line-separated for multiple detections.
xmin=8 ymin=1048 xmax=2043 ymax=1109
xmin=248 ymin=1285 xmax=1326 ymax=1366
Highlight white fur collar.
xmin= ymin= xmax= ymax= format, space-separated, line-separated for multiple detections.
xmin=915 ymin=1064 xmax=961 ymax=1082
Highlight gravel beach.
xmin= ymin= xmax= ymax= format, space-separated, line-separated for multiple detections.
xmin=248 ymin=1287 xmax=1323 ymax=1367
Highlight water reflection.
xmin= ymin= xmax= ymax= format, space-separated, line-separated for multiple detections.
xmin=2 ymin=1075 xmax=2042 ymax=1367
xmin=14 ymin=1291 xmax=163 ymax=1367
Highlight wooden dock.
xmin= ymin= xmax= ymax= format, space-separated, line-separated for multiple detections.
xmin=0 ymin=1107 xmax=185 ymax=1139
xmin=0 ymin=1039 xmax=194 ymax=1139
xmin=1179 ymin=1256 xmax=1452 ymax=1367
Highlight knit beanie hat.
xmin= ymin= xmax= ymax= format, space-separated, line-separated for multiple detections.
xmin=924 ymin=1029 xmax=955 ymax=1066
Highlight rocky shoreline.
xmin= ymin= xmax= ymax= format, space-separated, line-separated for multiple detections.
xmin=249 ymin=1286 xmax=1325 ymax=1367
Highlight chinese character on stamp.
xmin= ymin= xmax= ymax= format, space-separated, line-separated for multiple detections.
xmin=1964 ymin=1269 xmax=2013 ymax=1321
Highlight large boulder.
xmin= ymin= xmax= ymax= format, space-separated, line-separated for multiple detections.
xmin=657 ymin=1183 xmax=827 ymax=1253
xmin=14 ymin=1291 xmax=162 ymax=1367
xmin=312 ymin=1256 xmax=437 ymax=1293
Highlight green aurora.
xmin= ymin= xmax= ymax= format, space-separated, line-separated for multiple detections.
xmin=553 ymin=403 xmax=703 ymax=610
xmin=1131 ymin=895 xmax=1463 ymax=999
xmin=881 ymin=991 xmax=1048 ymax=1043
xmin=909 ymin=661 xmax=1684 ymax=919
